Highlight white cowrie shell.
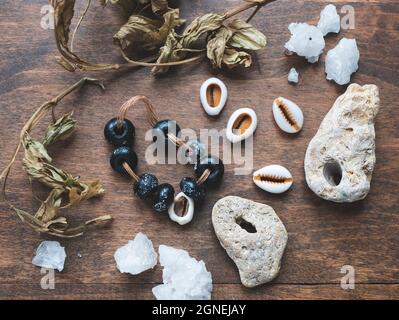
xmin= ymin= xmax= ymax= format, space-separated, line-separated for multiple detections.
xmin=253 ymin=165 xmax=293 ymax=194
xmin=168 ymin=192 xmax=194 ymax=225
xmin=226 ymin=108 xmax=258 ymax=143
xmin=200 ymin=77 xmax=228 ymax=116
xmin=272 ymin=97 xmax=304 ymax=133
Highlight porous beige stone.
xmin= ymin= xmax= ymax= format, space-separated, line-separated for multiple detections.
xmin=305 ymin=83 xmax=380 ymax=202
xmin=212 ymin=196 xmax=288 ymax=288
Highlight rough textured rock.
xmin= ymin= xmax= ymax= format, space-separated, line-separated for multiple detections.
xmin=212 ymin=196 xmax=288 ymax=288
xmin=305 ymin=84 xmax=380 ymax=202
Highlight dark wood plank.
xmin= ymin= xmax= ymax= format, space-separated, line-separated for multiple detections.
xmin=0 ymin=0 xmax=398 ymax=299
xmin=1 ymin=283 xmax=398 ymax=300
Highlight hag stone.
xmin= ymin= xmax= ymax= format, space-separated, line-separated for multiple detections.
xmin=305 ymin=84 xmax=380 ymax=202
xmin=212 ymin=196 xmax=288 ymax=288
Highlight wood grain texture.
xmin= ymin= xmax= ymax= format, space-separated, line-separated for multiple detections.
xmin=0 ymin=0 xmax=398 ymax=300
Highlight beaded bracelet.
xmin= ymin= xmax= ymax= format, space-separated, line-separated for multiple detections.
xmin=104 ymin=96 xmax=225 ymax=225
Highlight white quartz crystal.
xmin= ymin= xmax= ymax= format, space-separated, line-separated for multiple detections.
xmin=152 ymin=245 xmax=212 ymax=300
xmin=114 ymin=232 xmax=157 ymax=275
xmin=325 ymin=38 xmax=359 ymax=85
xmin=317 ymin=4 xmax=341 ymax=36
xmin=288 ymin=67 xmax=299 ymax=83
xmin=285 ymin=23 xmax=325 ymax=63
xmin=32 ymin=241 xmax=66 ymax=272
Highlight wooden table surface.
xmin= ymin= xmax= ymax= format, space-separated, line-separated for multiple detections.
xmin=0 ymin=0 xmax=398 ymax=300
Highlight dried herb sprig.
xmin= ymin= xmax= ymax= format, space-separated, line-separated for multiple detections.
xmin=0 ymin=78 xmax=112 ymax=238
xmin=50 ymin=0 xmax=276 ymax=74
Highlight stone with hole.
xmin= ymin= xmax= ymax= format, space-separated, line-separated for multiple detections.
xmin=212 ymin=196 xmax=288 ymax=287
xmin=305 ymin=83 xmax=380 ymax=202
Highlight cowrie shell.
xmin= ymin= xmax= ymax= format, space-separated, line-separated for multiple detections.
xmin=272 ymin=97 xmax=304 ymax=133
xmin=168 ymin=192 xmax=194 ymax=225
xmin=200 ymin=77 xmax=228 ymax=116
xmin=226 ymin=108 xmax=258 ymax=143
xmin=253 ymin=165 xmax=293 ymax=194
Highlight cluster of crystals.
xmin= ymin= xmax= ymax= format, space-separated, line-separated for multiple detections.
xmin=114 ymin=233 xmax=157 ymax=275
xmin=32 ymin=241 xmax=66 ymax=272
xmin=153 ymin=245 xmax=213 ymax=300
xmin=114 ymin=234 xmax=213 ymax=300
xmin=285 ymin=4 xmax=359 ymax=85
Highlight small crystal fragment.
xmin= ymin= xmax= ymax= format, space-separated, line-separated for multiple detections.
xmin=114 ymin=232 xmax=157 ymax=275
xmin=32 ymin=241 xmax=66 ymax=272
xmin=325 ymin=38 xmax=360 ymax=85
xmin=288 ymin=67 xmax=299 ymax=83
xmin=285 ymin=23 xmax=325 ymax=63
xmin=152 ymin=245 xmax=212 ymax=300
xmin=317 ymin=4 xmax=341 ymax=36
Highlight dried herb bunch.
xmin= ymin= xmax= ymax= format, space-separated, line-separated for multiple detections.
xmin=51 ymin=0 xmax=276 ymax=74
xmin=0 ymin=78 xmax=112 ymax=238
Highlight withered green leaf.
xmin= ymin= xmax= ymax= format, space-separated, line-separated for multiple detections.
xmin=151 ymin=30 xmax=181 ymax=75
xmin=43 ymin=112 xmax=76 ymax=147
xmin=151 ymin=0 xmax=169 ymax=15
xmin=206 ymin=26 xmax=233 ymax=68
xmin=182 ymin=13 xmax=225 ymax=47
xmin=227 ymin=19 xmax=266 ymax=50
xmin=222 ymin=48 xmax=252 ymax=68
xmin=53 ymin=0 xmax=76 ymax=47
xmin=68 ymin=180 xmax=105 ymax=207
xmin=35 ymin=188 xmax=64 ymax=223
xmin=1 ymin=78 xmax=111 ymax=238
xmin=114 ymin=9 xmax=184 ymax=51
xmin=23 ymin=134 xmax=52 ymax=165
xmin=99 ymin=0 xmax=139 ymax=14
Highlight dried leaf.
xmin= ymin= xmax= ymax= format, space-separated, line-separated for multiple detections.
xmin=1 ymin=78 xmax=112 ymax=238
xmin=23 ymin=134 xmax=52 ymax=165
xmin=68 ymin=180 xmax=105 ymax=207
xmin=100 ymin=0 xmax=139 ymax=14
xmin=53 ymin=0 xmax=76 ymax=47
xmin=222 ymin=48 xmax=252 ymax=68
xmin=35 ymin=189 xmax=64 ymax=223
xmin=206 ymin=26 xmax=233 ymax=68
xmin=55 ymin=56 xmax=78 ymax=72
xmin=113 ymin=9 xmax=184 ymax=51
xmin=227 ymin=19 xmax=266 ymax=50
xmin=182 ymin=13 xmax=225 ymax=47
xmin=43 ymin=112 xmax=76 ymax=146
xmin=151 ymin=30 xmax=181 ymax=75
xmin=151 ymin=0 xmax=169 ymax=15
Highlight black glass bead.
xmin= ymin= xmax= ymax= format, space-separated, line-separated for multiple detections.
xmin=152 ymin=183 xmax=175 ymax=213
xmin=194 ymin=155 xmax=224 ymax=188
xmin=133 ymin=173 xmax=159 ymax=200
xmin=152 ymin=120 xmax=181 ymax=144
xmin=180 ymin=177 xmax=206 ymax=203
xmin=104 ymin=117 xmax=135 ymax=147
xmin=110 ymin=146 xmax=138 ymax=175
xmin=184 ymin=139 xmax=206 ymax=164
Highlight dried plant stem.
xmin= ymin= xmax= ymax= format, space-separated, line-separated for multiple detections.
xmin=224 ymin=0 xmax=276 ymax=19
xmin=0 ymin=78 xmax=112 ymax=238
xmin=51 ymin=0 xmax=275 ymax=73
xmin=119 ymin=48 xmax=205 ymax=68
xmin=71 ymin=0 xmax=92 ymax=53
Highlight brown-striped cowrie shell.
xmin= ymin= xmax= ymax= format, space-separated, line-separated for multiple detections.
xmin=253 ymin=165 xmax=293 ymax=194
xmin=226 ymin=108 xmax=258 ymax=143
xmin=200 ymin=77 xmax=228 ymax=116
xmin=272 ymin=97 xmax=304 ymax=133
